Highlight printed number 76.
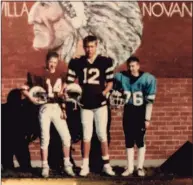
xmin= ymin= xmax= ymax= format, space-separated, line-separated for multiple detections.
xmin=124 ymin=91 xmax=143 ymax=106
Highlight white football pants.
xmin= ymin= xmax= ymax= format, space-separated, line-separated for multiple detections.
xmin=81 ymin=105 xmax=108 ymax=142
xmin=39 ymin=103 xmax=71 ymax=150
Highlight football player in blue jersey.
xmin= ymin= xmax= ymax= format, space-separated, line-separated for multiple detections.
xmin=113 ymin=56 xmax=157 ymax=177
xmin=66 ymin=35 xmax=115 ymax=176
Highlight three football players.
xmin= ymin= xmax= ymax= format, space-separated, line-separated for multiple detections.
xmin=21 ymin=35 xmax=156 ymax=178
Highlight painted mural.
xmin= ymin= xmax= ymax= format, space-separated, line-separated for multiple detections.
xmin=2 ymin=1 xmax=192 ymax=77
xmin=28 ymin=2 xmax=143 ymax=67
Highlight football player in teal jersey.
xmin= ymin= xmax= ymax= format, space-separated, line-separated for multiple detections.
xmin=114 ymin=56 xmax=157 ymax=177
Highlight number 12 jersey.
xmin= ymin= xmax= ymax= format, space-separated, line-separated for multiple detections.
xmin=67 ymin=55 xmax=114 ymax=109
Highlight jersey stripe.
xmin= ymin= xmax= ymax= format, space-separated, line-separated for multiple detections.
xmin=68 ymin=69 xmax=76 ymax=76
xmin=67 ymin=76 xmax=75 ymax=82
xmin=147 ymin=94 xmax=156 ymax=100
xmin=106 ymin=74 xmax=114 ymax=79
xmin=105 ymin=66 xmax=114 ymax=73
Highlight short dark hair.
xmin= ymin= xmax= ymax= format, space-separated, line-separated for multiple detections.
xmin=83 ymin=35 xmax=97 ymax=47
xmin=126 ymin=56 xmax=140 ymax=65
xmin=46 ymin=51 xmax=59 ymax=62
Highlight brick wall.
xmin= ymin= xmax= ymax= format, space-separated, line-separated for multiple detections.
xmin=2 ymin=78 xmax=192 ymax=160
xmin=2 ymin=2 xmax=192 ymax=162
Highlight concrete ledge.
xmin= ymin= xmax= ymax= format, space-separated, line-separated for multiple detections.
xmin=14 ymin=159 xmax=166 ymax=168
xmin=2 ymin=178 xmax=192 ymax=185
xmin=2 ymin=179 xmax=78 ymax=185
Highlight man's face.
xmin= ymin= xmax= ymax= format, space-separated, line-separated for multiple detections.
xmin=84 ymin=41 xmax=97 ymax=58
xmin=47 ymin=57 xmax=59 ymax=71
xmin=28 ymin=2 xmax=73 ymax=50
xmin=128 ymin=61 xmax=140 ymax=74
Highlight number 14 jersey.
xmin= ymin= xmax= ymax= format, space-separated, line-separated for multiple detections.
xmin=67 ymin=55 xmax=114 ymax=109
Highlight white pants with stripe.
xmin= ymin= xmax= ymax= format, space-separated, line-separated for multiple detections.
xmin=39 ymin=103 xmax=71 ymax=150
xmin=81 ymin=105 xmax=108 ymax=142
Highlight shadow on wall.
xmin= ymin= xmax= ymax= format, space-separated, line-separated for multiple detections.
xmin=1 ymin=89 xmax=40 ymax=171
xmin=1 ymin=89 xmax=83 ymax=172
xmin=1 ymin=89 xmax=112 ymax=174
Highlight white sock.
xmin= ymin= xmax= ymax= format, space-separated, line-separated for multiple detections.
xmin=102 ymin=155 xmax=109 ymax=160
xmin=104 ymin=163 xmax=111 ymax=168
xmin=42 ymin=160 xmax=48 ymax=168
xmin=137 ymin=146 xmax=146 ymax=169
xmin=64 ymin=157 xmax=71 ymax=167
xmin=126 ymin=148 xmax=134 ymax=171
xmin=82 ymin=158 xmax=89 ymax=168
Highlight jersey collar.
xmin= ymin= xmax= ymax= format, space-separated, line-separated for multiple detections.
xmin=121 ymin=70 xmax=144 ymax=84
xmin=87 ymin=54 xmax=98 ymax=64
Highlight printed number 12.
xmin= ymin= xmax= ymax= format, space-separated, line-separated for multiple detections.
xmin=83 ymin=68 xmax=100 ymax=84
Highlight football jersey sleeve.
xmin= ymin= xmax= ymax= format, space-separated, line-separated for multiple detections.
xmin=145 ymin=74 xmax=157 ymax=103
xmin=114 ymin=73 xmax=122 ymax=82
xmin=66 ymin=59 xmax=77 ymax=84
xmin=105 ymin=58 xmax=114 ymax=83
xmin=113 ymin=73 xmax=123 ymax=90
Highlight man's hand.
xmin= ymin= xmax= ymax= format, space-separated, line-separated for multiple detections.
xmin=63 ymin=92 xmax=69 ymax=100
xmin=145 ymin=121 xmax=150 ymax=129
xmin=102 ymin=81 xmax=113 ymax=98
xmin=61 ymin=109 xmax=67 ymax=119
xmin=21 ymin=85 xmax=30 ymax=91
xmin=29 ymin=96 xmax=40 ymax=105
xmin=102 ymin=91 xmax=107 ymax=97
xmin=22 ymin=88 xmax=40 ymax=105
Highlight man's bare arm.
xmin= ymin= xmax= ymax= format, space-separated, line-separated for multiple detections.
xmin=102 ymin=82 xmax=113 ymax=97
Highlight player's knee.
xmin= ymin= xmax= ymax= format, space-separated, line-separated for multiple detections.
xmin=83 ymin=134 xmax=92 ymax=142
xmin=61 ymin=134 xmax=71 ymax=148
xmin=97 ymin=131 xmax=107 ymax=142
xmin=62 ymin=139 xmax=71 ymax=148
xmin=83 ymin=138 xmax=92 ymax=142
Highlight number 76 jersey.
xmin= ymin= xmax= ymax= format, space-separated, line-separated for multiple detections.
xmin=114 ymin=71 xmax=157 ymax=106
xmin=66 ymin=55 xmax=114 ymax=109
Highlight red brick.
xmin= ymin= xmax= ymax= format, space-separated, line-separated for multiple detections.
xmin=146 ymin=136 xmax=159 ymax=140
xmin=173 ymin=135 xmax=189 ymax=140
xmin=174 ymin=126 xmax=188 ymax=130
xmin=150 ymin=141 xmax=165 ymax=145
xmin=159 ymin=136 xmax=173 ymax=140
xmin=165 ymin=141 xmax=180 ymax=145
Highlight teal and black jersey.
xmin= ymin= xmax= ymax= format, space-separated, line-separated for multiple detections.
xmin=114 ymin=71 xmax=156 ymax=106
